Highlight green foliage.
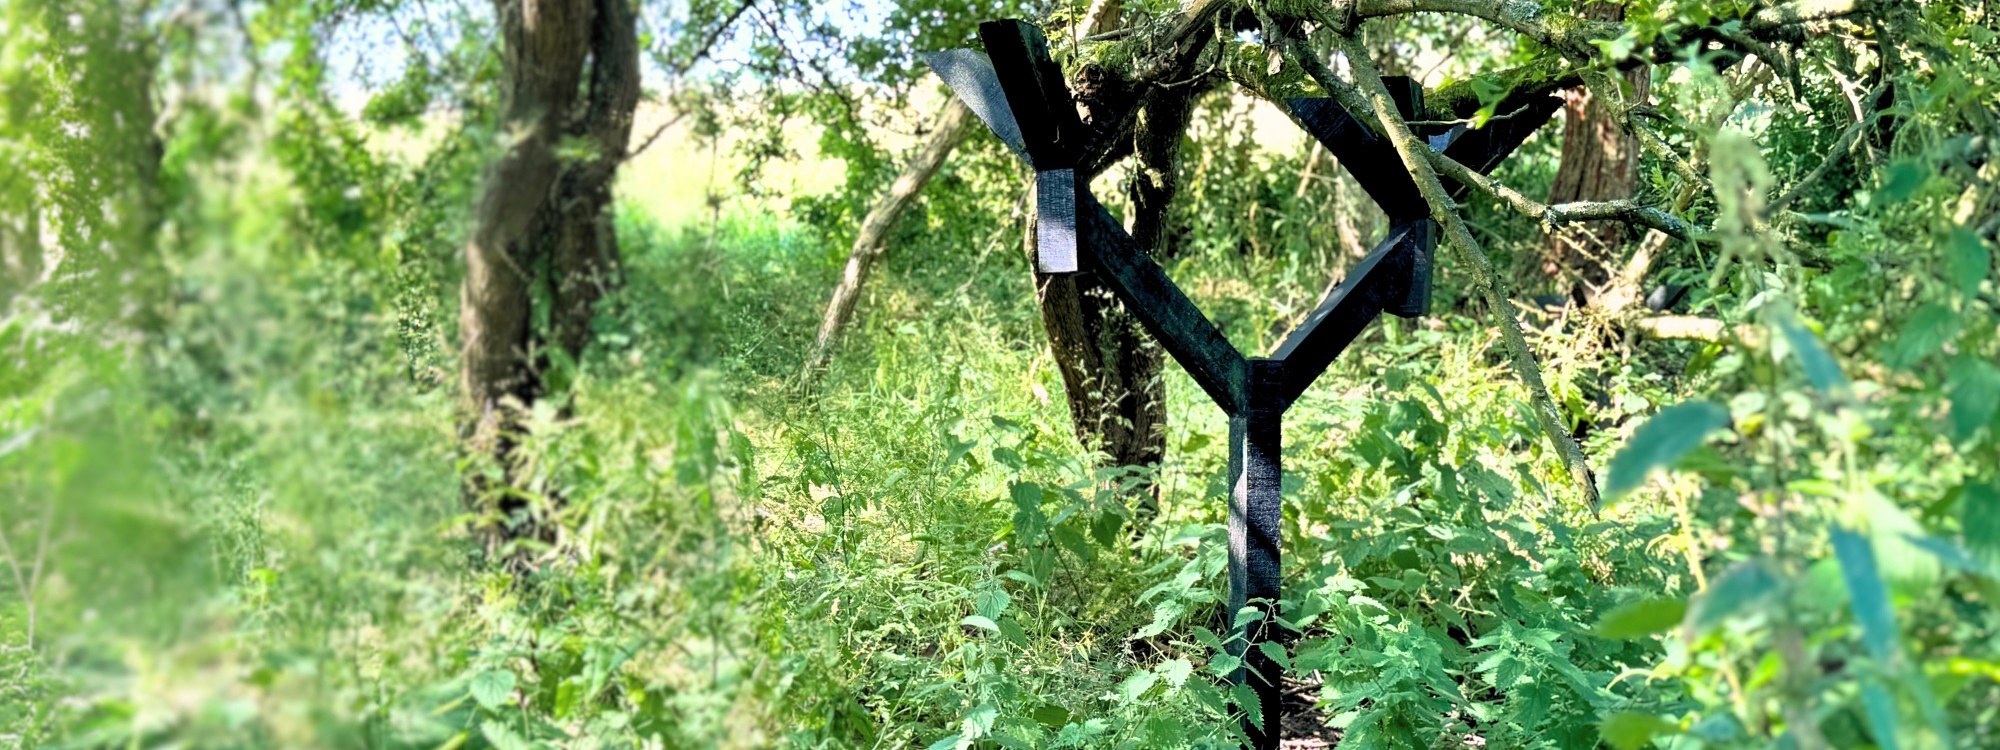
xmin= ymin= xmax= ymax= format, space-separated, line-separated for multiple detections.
xmin=4 ymin=1 xmax=2000 ymax=749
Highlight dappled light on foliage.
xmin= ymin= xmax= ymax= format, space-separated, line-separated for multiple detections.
xmin=3 ymin=0 xmax=1999 ymax=749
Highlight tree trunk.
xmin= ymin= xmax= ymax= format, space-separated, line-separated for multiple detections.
xmin=801 ymin=97 xmax=973 ymax=384
xmin=1033 ymin=85 xmax=1196 ymax=509
xmin=1540 ymin=1 xmax=1650 ymax=300
xmin=550 ymin=0 xmax=640 ymax=365
xmin=460 ymin=0 xmax=640 ymax=546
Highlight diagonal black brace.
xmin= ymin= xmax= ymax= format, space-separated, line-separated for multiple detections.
xmin=1286 ymin=91 xmax=1564 ymax=213
xmin=1078 ymin=186 xmax=1248 ymax=412
xmin=926 ymin=26 xmax=1556 ymax=750
xmin=979 ymin=20 xmax=1085 ymax=273
xmin=1270 ymin=219 xmax=1431 ymax=406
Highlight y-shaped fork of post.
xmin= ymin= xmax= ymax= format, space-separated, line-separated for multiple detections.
xmin=927 ymin=20 xmax=1558 ymax=748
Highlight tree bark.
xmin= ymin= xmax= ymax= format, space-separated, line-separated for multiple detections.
xmin=1539 ymin=1 xmax=1650 ymax=299
xmin=460 ymin=0 xmax=641 ymax=546
xmin=801 ymin=97 xmax=973 ymax=383
xmin=550 ymin=0 xmax=641 ymax=365
xmin=1029 ymin=87 xmax=1196 ymax=502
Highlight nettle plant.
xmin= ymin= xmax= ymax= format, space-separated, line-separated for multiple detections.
xmin=1577 ymin=132 xmax=1998 ymax=750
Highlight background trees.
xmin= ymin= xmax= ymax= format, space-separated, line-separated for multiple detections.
xmin=1 ymin=0 xmax=1998 ymax=748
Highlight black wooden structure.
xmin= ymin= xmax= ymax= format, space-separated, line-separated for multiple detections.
xmin=928 ymin=20 xmax=1558 ymax=748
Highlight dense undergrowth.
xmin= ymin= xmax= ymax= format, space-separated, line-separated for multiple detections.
xmin=5 ymin=6 xmax=2000 ymax=750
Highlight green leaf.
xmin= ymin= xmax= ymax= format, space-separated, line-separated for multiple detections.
xmin=926 ymin=734 xmax=963 ymax=750
xmin=1134 ymin=599 xmax=1185 ymax=639
xmin=470 ymin=669 xmax=516 ymax=711
xmin=1859 ymin=681 xmax=1905 ymax=750
xmin=1948 ymin=357 xmax=2000 ymax=442
xmin=1604 ymin=401 xmax=1730 ymax=503
xmin=1964 ymin=481 xmax=2000 ymax=574
xmin=1686 ymin=561 xmax=1779 ymax=637
xmin=1593 ymin=597 xmax=1689 ymax=640
xmin=960 ymin=615 xmax=999 ymax=634
xmin=1231 ymin=683 xmax=1264 ymax=731
xmin=1776 ymin=315 xmax=1849 ymax=396
xmin=1159 ymin=658 xmax=1194 ymax=688
xmin=1876 ymin=159 xmax=1928 ymax=202
xmin=1832 ymin=527 xmax=1899 ymax=663
xmin=975 ymin=587 xmax=1011 ymax=619
xmin=998 ymin=617 xmax=1028 ymax=645
xmin=1888 ymin=303 xmax=1963 ymax=369
xmin=1090 ymin=509 xmax=1124 ymax=549
xmin=1031 ymin=705 xmax=1071 ymax=729
xmin=1599 ymin=712 xmax=1678 ymax=750
xmin=1257 ymin=640 xmax=1290 ymax=671
xmin=1010 ymin=482 xmax=1047 ymax=546
xmin=1948 ymin=227 xmax=1992 ymax=297
xmin=1052 ymin=525 xmax=1094 ymax=561
xmin=480 ymin=720 xmax=531 ymax=750
xmin=1118 ymin=670 xmax=1160 ymax=702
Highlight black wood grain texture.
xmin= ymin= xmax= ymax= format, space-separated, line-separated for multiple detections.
xmin=977 ymin=20 xmax=1083 ymax=169
xmin=1077 ymin=187 xmax=1248 ymax=412
xmin=1227 ymin=358 xmax=1285 ymax=750
xmin=1285 ymin=86 xmax=1429 ymax=220
xmin=1270 ymin=220 xmax=1429 ymax=405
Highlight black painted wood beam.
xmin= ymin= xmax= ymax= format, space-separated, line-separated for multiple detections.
xmin=977 ymin=20 xmax=1083 ymax=168
xmin=1269 ymin=219 xmax=1430 ymax=406
xmin=1077 ymin=186 xmax=1248 ymax=412
xmin=977 ymin=19 xmax=1085 ymax=272
xmin=1226 ymin=358 xmax=1285 ymax=748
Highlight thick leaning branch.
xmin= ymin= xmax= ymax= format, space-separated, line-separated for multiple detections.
xmin=1426 ymin=148 xmax=1716 ymax=247
xmin=1288 ymin=30 xmax=1602 ymax=513
xmin=801 ymin=98 xmax=974 ymax=384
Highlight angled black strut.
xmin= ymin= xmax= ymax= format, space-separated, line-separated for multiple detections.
xmin=926 ymin=21 xmax=1557 ymax=748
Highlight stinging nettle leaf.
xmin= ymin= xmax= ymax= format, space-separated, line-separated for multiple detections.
xmin=1776 ymin=315 xmax=1850 ymax=396
xmin=1876 ymin=159 xmax=1928 ymax=203
xmin=1599 ymin=712 xmax=1679 ymax=750
xmin=1887 ymin=303 xmax=1963 ymax=370
xmin=470 ymin=669 xmax=516 ymax=710
xmin=1948 ymin=227 xmax=1992 ymax=297
xmin=1118 ymin=670 xmax=1159 ymax=702
xmin=1832 ymin=527 xmax=1900 ymax=663
xmin=1685 ymin=561 xmax=1780 ymax=637
xmin=960 ymin=615 xmax=1000 ymax=634
xmin=1593 ymin=597 xmax=1689 ymax=640
xmin=1604 ymin=401 xmax=1731 ymax=503
xmin=1947 ymin=357 xmax=2000 ymax=442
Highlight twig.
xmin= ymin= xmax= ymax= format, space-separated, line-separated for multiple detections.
xmin=1425 ymin=148 xmax=1716 ymax=247
xmin=1766 ymin=80 xmax=1890 ymax=216
xmin=626 ymin=109 xmax=690 ymax=161
xmin=1405 ymin=100 xmax=1539 ymax=128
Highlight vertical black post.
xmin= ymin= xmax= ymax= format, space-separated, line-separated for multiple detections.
xmin=1228 ymin=358 xmax=1285 ymax=750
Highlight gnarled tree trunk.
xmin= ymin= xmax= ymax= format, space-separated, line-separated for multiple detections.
xmin=1033 ymin=77 xmax=1197 ymax=515
xmin=460 ymin=0 xmax=640 ymax=546
xmin=1540 ymin=1 xmax=1651 ymax=301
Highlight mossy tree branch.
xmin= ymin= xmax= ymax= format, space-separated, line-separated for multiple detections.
xmin=1274 ymin=24 xmax=1603 ymax=513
